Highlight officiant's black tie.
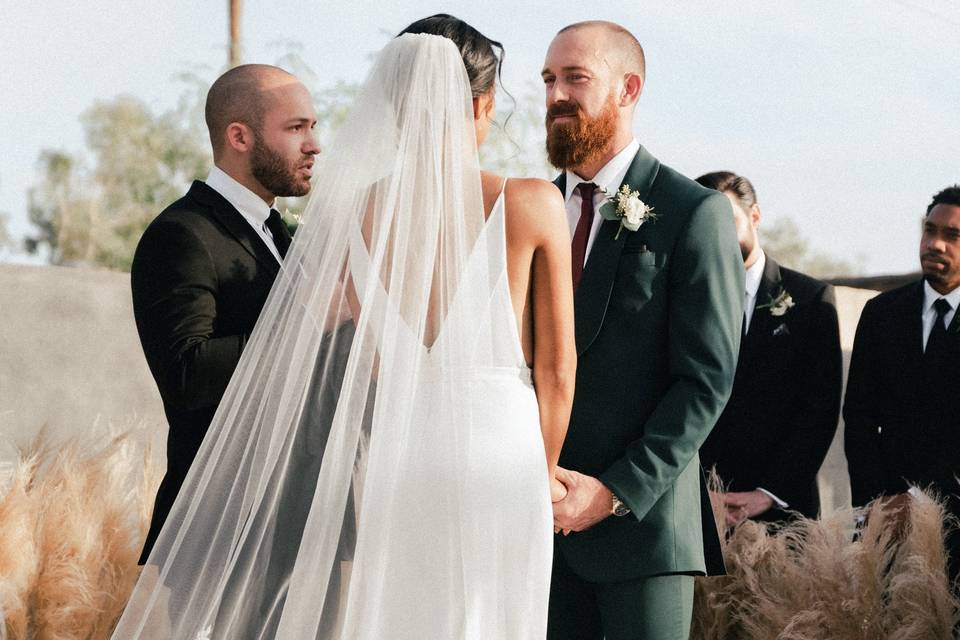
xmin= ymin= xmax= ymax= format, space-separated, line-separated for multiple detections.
xmin=266 ymin=208 xmax=293 ymax=259
xmin=571 ymin=182 xmax=596 ymax=292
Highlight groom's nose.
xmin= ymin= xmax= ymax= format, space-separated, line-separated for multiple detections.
xmin=546 ymin=80 xmax=569 ymax=106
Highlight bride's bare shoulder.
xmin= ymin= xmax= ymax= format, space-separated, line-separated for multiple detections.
xmin=503 ymin=178 xmax=566 ymax=242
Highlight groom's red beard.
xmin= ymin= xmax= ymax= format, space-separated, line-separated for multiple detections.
xmin=545 ymin=96 xmax=619 ymax=170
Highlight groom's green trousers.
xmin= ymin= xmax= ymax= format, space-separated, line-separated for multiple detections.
xmin=547 ymin=549 xmax=694 ymax=640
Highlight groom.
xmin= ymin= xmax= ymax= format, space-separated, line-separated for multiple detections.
xmin=131 ymin=64 xmax=319 ymax=564
xmin=545 ymin=22 xmax=743 ymax=639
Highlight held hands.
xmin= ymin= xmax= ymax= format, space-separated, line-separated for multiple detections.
xmin=713 ymin=489 xmax=774 ymax=528
xmin=550 ymin=476 xmax=568 ymax=502
xmin=551 ymin=466 xmax=613 ymax=536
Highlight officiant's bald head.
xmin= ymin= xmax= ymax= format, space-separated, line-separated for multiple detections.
xmin=204 ymin=64 xmax=319 ymax=200
xmin=205 ymin=64 xmax=299 ymax=155
xmin=555 ymin=21 xmax=645 ymax=81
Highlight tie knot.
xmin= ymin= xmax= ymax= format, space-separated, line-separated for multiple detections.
xmin=934 ymin=297 xmax=952 ymax=318
xmin=268 ymin=208 xmax=282 ymax=224
xmin=575 ymin=182 xmax=596 ymax=200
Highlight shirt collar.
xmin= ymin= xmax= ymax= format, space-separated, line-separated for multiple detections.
xmin=205 ymin=165 xmax=274 ymax=225
xmin=564 ymin=138 xmax=641 ymax=202
xmin=923 ymin=279 xmax=960 ymax=313
xmin=744 ymin=250 xmax=766 ymax=298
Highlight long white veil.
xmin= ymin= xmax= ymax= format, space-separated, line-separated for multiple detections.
xmin=113 ymin=33 xmax=546 ymax=639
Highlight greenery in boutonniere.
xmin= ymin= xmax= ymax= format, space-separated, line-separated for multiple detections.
xmin=281 ymin=208 xmax=302 ymax=236
xmin=756 ymin=287 xmax=795 ymax=317
xmin=599 ymin=185 xmax=657 ymax=240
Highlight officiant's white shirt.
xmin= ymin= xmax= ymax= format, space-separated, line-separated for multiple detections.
xmin=205 ymin=166 xmax=283 ymax=264
xmin=921 ymin=280 xmax=960 ymax=351
xmin=564 ymin=138 xmax=640 ymax=268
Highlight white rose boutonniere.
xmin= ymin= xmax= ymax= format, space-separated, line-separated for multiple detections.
xmin=599 ymin=185 xmax=657 ymax=240
xmin=756 ymin=288 xmax=795 ymax=317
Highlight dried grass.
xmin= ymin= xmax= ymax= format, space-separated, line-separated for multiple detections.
xmin=0 ymin=428 xmax=160 ymax=640
xmin=693 ymin=475 xmax=960 ymax=640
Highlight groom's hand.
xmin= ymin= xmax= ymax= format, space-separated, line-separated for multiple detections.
xmin=552 ymin=467 xmax=613 ymax=535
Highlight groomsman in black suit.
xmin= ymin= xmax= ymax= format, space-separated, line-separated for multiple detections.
xmin=844 ymin=185 xmax=960 ymax=582
xmin=131 ymin=64 xmax=319 ymax=563
xmin=697 ymin=171 xmax=842 ymax=525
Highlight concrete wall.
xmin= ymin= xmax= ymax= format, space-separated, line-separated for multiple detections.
xmin=0 ymin=264 xmax=166 ymax=464
xmin=0 ymin=264 xmax=878 ymax=513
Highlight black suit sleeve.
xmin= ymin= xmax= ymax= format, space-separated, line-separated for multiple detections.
xmin=131 ymin=218 xmax=246 ymax=412
xmin=842 ymin=298 xmax=884 ymax=506
xmin=760 ymin=284 xmax=843 ymax=510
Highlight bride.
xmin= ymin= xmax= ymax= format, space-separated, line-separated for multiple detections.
xmin=113 ymin=14 xmax=575 ymax=640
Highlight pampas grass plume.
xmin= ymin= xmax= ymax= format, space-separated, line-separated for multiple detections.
xmin=0 ymin=427 xmax=160 ymax=639
xmin=693 ymin=475 xmax=960 ymax=640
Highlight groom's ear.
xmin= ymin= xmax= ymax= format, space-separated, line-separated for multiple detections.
xmin=225 ymin=122 xmax=254 ymax=153
xmin=619 ymin=72 xmax=643 ymax=108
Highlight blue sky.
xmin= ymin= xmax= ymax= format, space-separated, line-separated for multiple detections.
xmin=2 ymin=0 xmax=958 ymax=274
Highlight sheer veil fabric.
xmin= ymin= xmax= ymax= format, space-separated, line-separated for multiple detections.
xmin=113 ymin=33 xmax=552 ymax=639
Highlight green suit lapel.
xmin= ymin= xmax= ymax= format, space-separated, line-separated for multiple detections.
xmin=557 ymin=146 xmax=660 ymax=355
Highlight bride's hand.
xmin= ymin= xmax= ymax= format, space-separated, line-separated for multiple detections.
xmin=550 ymin=476 xmax=568 ymax=502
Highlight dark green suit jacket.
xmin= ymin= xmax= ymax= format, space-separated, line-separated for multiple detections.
xmin=555 ymin=146 xmax=743 ymax=581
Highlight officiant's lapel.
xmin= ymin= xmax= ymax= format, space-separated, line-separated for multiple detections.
xmin=189 ymin=181 xmax=281 ymax=277
xmin=746 ymin=256 xmax=783 ymax=347
xmin=558 ymin=146 xmax=660 ymax=355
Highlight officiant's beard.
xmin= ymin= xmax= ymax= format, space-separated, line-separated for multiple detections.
xmin=251 ymin=136 xmax=312 ymax=198
xmin=545 ymin=95 xmax=618 ymax=170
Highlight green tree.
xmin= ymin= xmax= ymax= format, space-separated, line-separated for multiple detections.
xmin=762 ymin=217 xmax=856 ymax=279
xmin=25 ymin=94 xmax=209 ymax=270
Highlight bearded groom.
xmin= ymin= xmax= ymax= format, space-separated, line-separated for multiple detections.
xmin=545 ymin=22 xmax=743 ymax=639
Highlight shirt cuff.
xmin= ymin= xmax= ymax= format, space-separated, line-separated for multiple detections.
xmin=757 ymin=487 xmax=788 ymax=509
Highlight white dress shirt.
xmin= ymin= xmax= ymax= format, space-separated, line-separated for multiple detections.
xmin=921 ymin=280 xmax=960 ymax=351
xmin=564 ymin=139 xmax=641 ymax=269
xmin=205 ymin=166 xmax=283 ymax=264
xmin=742 ymin=251 xmax=766 ymax=335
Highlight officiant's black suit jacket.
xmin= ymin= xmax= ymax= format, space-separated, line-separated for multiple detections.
xmin=700 ymin=257 xmax=842 ymax=520
xmin=844 ymin=280 xmax=960 ymax=509
xmin=131 ymin=180 xmax=283 ymax=564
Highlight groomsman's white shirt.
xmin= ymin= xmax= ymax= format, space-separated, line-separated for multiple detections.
xmin=921 ymin=281 xmax=960 ymax=351
xmin=742 ymin=250 xmax=766 ymax=335
xmin=564 ymin=138 xmax=640 ymax=267
xmin=205 ymin=166 xmax=283 ymax=264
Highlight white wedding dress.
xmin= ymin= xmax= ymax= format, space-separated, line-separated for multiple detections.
xmin=112 ymin=34 xmax=552 ymax=640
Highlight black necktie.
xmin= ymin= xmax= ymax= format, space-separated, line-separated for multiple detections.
xmin=265 ymin=209 xmax=292 ymax=259
xmin=925 ymin=298 xmax=952 ymax=357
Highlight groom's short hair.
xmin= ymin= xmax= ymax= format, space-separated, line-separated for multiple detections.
xmin=557 ymin=21 xmax=645 ymax=81
xmin=205 ymin=64 xmax=294 ymax=155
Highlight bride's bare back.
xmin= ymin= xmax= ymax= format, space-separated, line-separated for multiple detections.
xmin=481 ymin=171 xmax=576 ymax=494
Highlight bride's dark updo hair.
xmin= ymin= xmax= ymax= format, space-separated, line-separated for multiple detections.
xmin=398 ymin=14 xmax=505 ymax=98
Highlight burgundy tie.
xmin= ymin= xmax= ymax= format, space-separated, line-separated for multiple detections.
xmin=571 ymin=182 xmax=596 ymax=291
